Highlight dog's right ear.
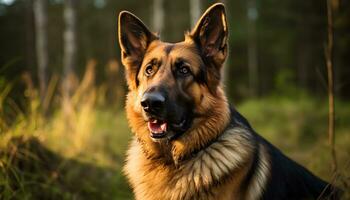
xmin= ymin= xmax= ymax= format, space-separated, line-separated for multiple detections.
xmin=118 ymin=11 xmax=158 ymax=89
xmin=189 ymin=3 xmax=228 ymax=94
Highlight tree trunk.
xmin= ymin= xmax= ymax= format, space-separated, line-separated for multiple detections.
xmin=33 ymin=0 xmax=49 ymax=102
xmin=296 ymin=11 xmax=308 ymax=89
xmin=326 ymin=0 xmax=337 ymax=174
xmin=247 ymin=0 xmax=258 ymax=97
xmin=26 ymin=0 xmax=35 ymax=75
xmin=153 ymin=0 xmax=164 ymax=34
xmin=190 ymin=0 xmax=201 ymax=28
xmin=63 ymin=0 xmax=77 ymax=98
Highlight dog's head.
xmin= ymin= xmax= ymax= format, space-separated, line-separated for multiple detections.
xmin=118 ymin=3 xmax=229 ymax=158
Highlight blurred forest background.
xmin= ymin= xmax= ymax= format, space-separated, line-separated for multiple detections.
xmin=0 ymin=0 xmax=349 ymax=199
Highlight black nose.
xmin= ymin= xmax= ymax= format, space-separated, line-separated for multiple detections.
xmin=141 ymin=92 xmax=165 ymax=113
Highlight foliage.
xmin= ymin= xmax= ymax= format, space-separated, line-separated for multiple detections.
xmin=1 ymin=0 xmax=350 ymax=101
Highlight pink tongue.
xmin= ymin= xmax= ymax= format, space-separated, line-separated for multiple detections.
xmin=148 ymin=120 xmax=167 ymax=134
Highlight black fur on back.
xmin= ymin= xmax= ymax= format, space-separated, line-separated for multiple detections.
xmin=230 ymin=107 xmax=341 ymax=199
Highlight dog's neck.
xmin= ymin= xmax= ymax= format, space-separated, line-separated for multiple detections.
xmin=170 ymin=89 xmax=231 ymax=164
xmin=126 ymin=87 xmax=231 ymax=165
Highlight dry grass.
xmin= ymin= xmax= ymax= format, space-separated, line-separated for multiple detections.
xmin=0 ymin=63 xmax=132 ymax=200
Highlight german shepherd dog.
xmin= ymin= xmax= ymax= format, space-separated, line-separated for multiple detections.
xmin=118 ymin=3 xmax=339 ymax=200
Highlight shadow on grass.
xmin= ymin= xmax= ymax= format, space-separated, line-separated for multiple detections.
xmin=0 ymin=136 xmax=132 ymax=200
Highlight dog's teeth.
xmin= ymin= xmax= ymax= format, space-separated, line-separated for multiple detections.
xmin=160 ymin=123 xmax=167 ymax=132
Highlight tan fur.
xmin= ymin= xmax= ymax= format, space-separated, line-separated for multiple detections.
xmin=245 ymin=144 xmax=270 ymax=200
xmin=124 ymin=127 xmax=261 ymax=200
xmin=123 ymin=83 xmax=270 ymax=199
xmin=119 ymin=3 xmax=271 ymax=200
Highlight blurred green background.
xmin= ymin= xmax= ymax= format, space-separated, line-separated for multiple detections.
xmin=0 ymin=0 xmax=349 ymax=199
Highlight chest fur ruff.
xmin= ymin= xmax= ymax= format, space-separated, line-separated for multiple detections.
xmin=124 ymin=127 xmax=264 ymax=200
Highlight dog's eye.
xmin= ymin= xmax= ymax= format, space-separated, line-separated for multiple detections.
xmin=178 ymin=65 xmax=191 ymax=76
xmin=145 ymin=64 xmax=155 ymax=76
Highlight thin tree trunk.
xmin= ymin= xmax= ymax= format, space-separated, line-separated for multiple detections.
xmin=33 ymin=0 xmax=49 ymax=102
xmin=326 ymin=0 xmax=337 ymax=173
xmin=63 ymin=0 xmax=77 ymax=98
xmin=26 ymin=0 xmax=35 ymax=74
xmin=190 ymin=0 xmax=201 ymax=28
xmin=247 ymin=0 xmax=258 ymax=97
xmin=153 ymin=0 xmax=164 ymax=34
xmin=296 ymin=13 xmax=308 ymax=89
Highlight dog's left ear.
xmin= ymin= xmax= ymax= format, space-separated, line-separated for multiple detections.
xmin=190 ymin=3 xmax=228 ymax=93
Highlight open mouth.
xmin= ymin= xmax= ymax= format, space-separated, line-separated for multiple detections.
xmin=148 ymin=119 xmax=168 ymax=139
xmin=147 ymin=117 xmax=188 ymax=140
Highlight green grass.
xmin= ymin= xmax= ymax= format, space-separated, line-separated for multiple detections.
xmin=1 ymin=92 xmax=349 ymax=199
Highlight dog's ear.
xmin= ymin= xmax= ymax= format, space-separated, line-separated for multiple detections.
xmin=118 ymin=11 xmax=158 ymax=89
xmin=190 ymin=3 xmax=228 ymax=93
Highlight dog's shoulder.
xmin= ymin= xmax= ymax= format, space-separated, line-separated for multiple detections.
xmin=259 ymin=137 xmax=339 ymax=200
xmin=229 ymin=107 xmax=340 ymax=199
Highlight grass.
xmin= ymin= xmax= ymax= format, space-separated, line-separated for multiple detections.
xmin=0 ymin=106 xmax=133 ymax=199
xmin=0 ymin=79 xmax=349 ymax=199
xmin=0 ymin=67 xmax=134 ymax=199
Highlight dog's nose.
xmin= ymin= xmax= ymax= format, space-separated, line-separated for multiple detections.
xmin=141 ymin=92 xmax=165 ymax=113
